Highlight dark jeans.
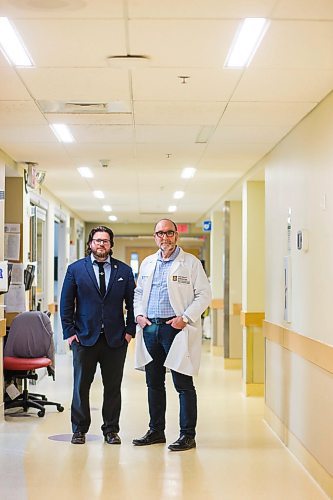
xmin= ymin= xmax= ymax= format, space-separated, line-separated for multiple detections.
xmin=71 ymin=334 xmax=127 ymax=435
xmin=143 ymin=323 xmax=197 ymax=438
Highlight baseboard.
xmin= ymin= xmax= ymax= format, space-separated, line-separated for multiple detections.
xmin=243 ymin=382 xmax=264 ymax=396
xmin=264 ymin=405 xmax=333 ymax=498
xmin=224 ymin=358 xmax=242 ymax=370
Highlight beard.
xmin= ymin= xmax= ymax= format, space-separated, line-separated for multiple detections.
xmin=92 ymin=248 xmax=109 ymax=260
xmin=159 ymin=241 xmax=176 ymax=254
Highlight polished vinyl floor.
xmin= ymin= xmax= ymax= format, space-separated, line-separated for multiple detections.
xmin=0 ymin=341 xmax=328 ymax=500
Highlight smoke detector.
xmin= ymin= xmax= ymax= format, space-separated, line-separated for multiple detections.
xmin=99 ymin=159 xmax=110 ymax=168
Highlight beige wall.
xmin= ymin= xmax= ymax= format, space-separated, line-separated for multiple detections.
xmin=242 ymin=181 xmax=265 ymax=312
xmin=229 ymin=201 xmax=242 ymax=359
xmin=264 ymin=90 xmax=333 ymax=492
xmin=229 ymin=201 xmax=242 ymax=311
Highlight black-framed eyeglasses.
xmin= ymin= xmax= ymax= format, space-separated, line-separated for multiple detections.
xmin=92 ymin=238 xmax=111 ymax=245
xmin=154 ymin=230 xmax=176 ymax=238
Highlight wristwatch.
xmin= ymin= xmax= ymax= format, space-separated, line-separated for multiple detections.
xmin=182 ymin=315 xmax=189 ymax=324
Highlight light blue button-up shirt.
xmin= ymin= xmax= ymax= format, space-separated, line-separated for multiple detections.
xmin=91 ymin=254 xmax=111 ymax=289
xmin=147 ymin=246 xmax=180 ymax=318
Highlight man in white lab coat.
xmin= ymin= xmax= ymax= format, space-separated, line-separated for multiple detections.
xmin=133 ymin=219 xmax=211 ymax=451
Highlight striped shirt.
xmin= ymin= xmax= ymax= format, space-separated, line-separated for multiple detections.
xmin=147 ymin=246 xmax=180 ymax=318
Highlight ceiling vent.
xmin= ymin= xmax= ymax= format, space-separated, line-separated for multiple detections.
xmin=107 ymin=54 xmax=150 ymax=68
xmin=38 ymin=100 xmax=131 ymax=114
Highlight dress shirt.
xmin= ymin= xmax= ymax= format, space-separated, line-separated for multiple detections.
xmin=147 ymin=246 xmax=180 ymax=319
xmin=91 ymin=254 xmax=111 ymax=289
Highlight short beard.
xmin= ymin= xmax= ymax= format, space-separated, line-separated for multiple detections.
xmin=92 ymin=248 xmax=109 ymax=260
xmin=160 ymin=242 xmax=175 ymax=255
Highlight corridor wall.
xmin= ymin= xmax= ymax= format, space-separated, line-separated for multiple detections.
xmin=263 ymin=90 xmax=333 ymax=496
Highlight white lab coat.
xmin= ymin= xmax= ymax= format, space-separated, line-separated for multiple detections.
xmin=134 ymin=247 xmax=212 ymax=376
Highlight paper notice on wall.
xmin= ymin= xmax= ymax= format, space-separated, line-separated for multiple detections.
xmin=4 ymin=284 xmax=26 ymax=312
xmin=4 ymin=223 xmax=21 ymax=262
xmin=4 ymin=223 xmax=20 ymax=234
xmin=10 ymin=263 xmax=24 ymax=285
xmin=4 ymin=233 xmax=20 ymax=261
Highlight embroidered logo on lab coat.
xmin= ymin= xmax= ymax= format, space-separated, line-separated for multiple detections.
xmin=172 ymin=275 xmax=190 ymax=284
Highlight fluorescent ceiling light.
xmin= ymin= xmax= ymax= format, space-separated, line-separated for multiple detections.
xmin=181 ymin=167 xmax=196 ymax=179
xmin=77 ymin=166 xmax=93 ymax=178
xmin=50 ymin=123 xmax=75 ymax=143
xmin=103 ymin=205 xmax=112 ymax=212
xmin=224 ymin=18 xmax=269 ymax=68
xmin=0 ymin=17 xmax=34 ymax=67
xmin=108 ymin=215 xmax=118 ymax=221
xmin=93 ymin=190 xmax=104 ymax=199
xmin=168 ymin=205 xmax=177 ymax=213
xmin=174 ymin=191 xmax=184 ymax=199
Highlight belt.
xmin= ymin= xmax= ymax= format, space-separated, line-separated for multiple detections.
xmin=148 ymin=316 xmax=175 ymax=324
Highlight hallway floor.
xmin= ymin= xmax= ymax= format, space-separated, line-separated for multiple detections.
xmin=0 ymin=341 xmax=328 ymax=500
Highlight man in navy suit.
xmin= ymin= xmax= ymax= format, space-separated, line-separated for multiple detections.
xmin=60 ymin=225 xmax=135 ymax=445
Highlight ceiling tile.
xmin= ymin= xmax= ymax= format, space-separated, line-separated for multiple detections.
xmin=219 ymin=101 xmax=317 ymax=126
xmin=17 ymin=68 xmax=131 ymax=101
xmin=0 ymin=101 xmax=45 ymax=125
xmin=0 ymin=0 xmax=124 ymax=18
xmin=231 ymin=68 xmax=333 ymax=102
xmin=133 ymin=101 xmax=226 ymax=125
xmin=133 ymin=68 xmax=242 ymax=101
xmin=16 ymin=19 xmax=126 ymax=67
xmin=128 ymin=0 xmax=276 ymax=18
xmin=253 ymin=20 xmax=333 ymax=70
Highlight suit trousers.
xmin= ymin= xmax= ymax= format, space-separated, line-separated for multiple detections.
xmin=71 ymin=334 xmax=128 ymax=435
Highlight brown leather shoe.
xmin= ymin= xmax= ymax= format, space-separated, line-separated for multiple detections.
xmin=104 ymin=432 xmax=121 ymax=445
xmin=71 ymin=431 xmax=86 ymax=444
xmin=168 ymin=435 xmax=196 ymax=451
xmin=132 ymin=429 xmax=166 ymax=446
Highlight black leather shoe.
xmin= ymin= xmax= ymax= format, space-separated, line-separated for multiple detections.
xmin=168 ymin=435 xmax=196 ymax=451
xmin=71 ymin=431 xmax=86 ymax=444
xmin=104 ymin=432 xmax=121 ymax=445
xmin=132 ymin=429 xmax=166 ymax=446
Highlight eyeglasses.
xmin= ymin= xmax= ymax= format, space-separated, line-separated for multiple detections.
xmin=92 ymin=238 xmax=111 ymax=245
xmin=154 ymin=230 xmax=176 ymax=238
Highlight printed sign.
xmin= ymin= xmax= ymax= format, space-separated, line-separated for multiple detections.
xmin=203 ymin=220 xmax=211 ymax=232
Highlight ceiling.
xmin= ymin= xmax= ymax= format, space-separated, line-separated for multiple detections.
xmin=0 ymin=0 xmax=333 ymax=225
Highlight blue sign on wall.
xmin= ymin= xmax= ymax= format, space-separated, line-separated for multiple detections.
xmin=203 ymin=220 xmax=211 ymax=232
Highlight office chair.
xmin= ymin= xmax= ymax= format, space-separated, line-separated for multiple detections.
xmin=3 ymin=311 xmax=64 ymax=417
xmin=4 ymin=357 xmax=64 ymax=417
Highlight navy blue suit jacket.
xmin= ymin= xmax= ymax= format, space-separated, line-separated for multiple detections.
xmin=60 ymin=256 xmax=136 ymax=347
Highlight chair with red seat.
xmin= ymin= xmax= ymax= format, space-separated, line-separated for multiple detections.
xmin=3 ymin=311 xmax=64 ymax=417
xmin=3 ymin=356 xmax=64 ymax=417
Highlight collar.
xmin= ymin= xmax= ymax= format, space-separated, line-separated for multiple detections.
xmin=157 ymin=245 xmax=180 ymax=262
xmin=90 ymin=254 xmax=111 ymax=265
